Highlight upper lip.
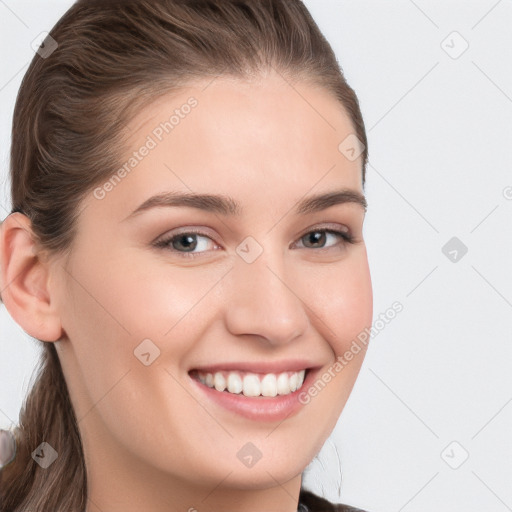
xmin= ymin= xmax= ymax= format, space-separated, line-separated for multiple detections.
xmin=189 ymin=360 xmax=321 ymax=375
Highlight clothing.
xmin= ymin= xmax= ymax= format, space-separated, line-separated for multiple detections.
xmin=298 ymin=489 xmax=370 ymax=512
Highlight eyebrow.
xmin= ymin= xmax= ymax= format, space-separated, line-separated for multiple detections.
xmin=122 ymin=188 xmax=367 ymax=222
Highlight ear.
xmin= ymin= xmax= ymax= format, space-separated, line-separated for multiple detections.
xmin=0 ymin=212 xmax=63 ymax=342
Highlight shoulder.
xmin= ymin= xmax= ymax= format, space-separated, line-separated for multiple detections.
xmin=299 ymin=488 xmax=372 ymax=512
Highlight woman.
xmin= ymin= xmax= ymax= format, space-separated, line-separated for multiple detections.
xmin=0 ymin=1 xmax=373 ymax=511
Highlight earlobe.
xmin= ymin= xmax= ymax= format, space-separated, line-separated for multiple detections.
xmin=0 ymin=212 xmax=63 ymax=342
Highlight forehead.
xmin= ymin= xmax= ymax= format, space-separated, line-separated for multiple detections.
xmin=81 ymin=73 xmax=364 ymax=225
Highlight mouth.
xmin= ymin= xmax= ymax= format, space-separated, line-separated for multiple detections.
xmin=188 ymin=368 xmax=309 ymax=398
xmin=187 ymin=364 xmax=320 ymax=422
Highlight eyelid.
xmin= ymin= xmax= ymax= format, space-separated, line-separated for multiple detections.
xmin=295 ymin=222 xmax=350 ymax=240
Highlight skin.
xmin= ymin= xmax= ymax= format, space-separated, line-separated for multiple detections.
xmin=0 ymin=70 xmax=372 ymax=512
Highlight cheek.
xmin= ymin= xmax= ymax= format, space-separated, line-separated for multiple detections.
xmin=295 ymin=255 xmax=372 ymax=439
xmin=66 ymin=246 xmax=217 ymax=346
xmin=305 ymin=250 xmax=373 ymax=355
xmin=58 ymin=256 xmax=214 ymax=456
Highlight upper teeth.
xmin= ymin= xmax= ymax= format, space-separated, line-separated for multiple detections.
xmin=196 ymin=370 xmax=306 ymax=397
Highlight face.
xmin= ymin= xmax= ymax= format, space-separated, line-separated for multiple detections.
xmin=49 ymin=72 xmax=372 ymax=507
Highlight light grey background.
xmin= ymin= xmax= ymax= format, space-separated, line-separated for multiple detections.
xmin=1 ymin=1 xmax=511 ymax=511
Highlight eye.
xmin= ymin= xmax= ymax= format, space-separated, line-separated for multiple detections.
xmin=153 ymin=226 xmax=355 ymax=258
xmin=295 ymin=228 xmax=354 ymax=250
xmin=153 ymin=229 xmax=218 ymax=257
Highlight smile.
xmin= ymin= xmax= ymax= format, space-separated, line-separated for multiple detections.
xmin=188 ymin=366 xmax=318 ymax=422
xmin=191 ymin=369 xmax=307 ymax=397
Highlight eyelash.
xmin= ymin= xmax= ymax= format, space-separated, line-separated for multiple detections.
xmin=153 ymin=227 xmax=355 ymax=258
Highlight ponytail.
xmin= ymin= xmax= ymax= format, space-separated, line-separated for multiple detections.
xmin=0 ymin=343 xmax=87 ymax=511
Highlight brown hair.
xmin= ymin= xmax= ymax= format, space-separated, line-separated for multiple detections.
xmin=0 ymin=1 xmax=368 ymax=510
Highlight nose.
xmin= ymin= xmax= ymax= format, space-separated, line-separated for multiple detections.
xmin=224 ymin=244 xmax=310 ymax=346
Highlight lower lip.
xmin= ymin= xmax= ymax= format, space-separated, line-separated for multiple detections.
xmin=189 ymin=369 xmax=318 ymax=422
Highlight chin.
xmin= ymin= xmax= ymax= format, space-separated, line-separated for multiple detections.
xmin=215 ymin=451 xmax=311 ymax=490
xmin=221 ymin=468 xmax=302 ymax=491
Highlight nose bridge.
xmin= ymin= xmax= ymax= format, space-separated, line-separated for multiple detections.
xmin=224 ymin=239 xmax=310 ymax=345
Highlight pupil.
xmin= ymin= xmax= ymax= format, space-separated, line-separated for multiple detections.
xmin=306 ymin=231 xmax=325 ymax=247
xmin=174 ymin=234 xmax=197 ymax=252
